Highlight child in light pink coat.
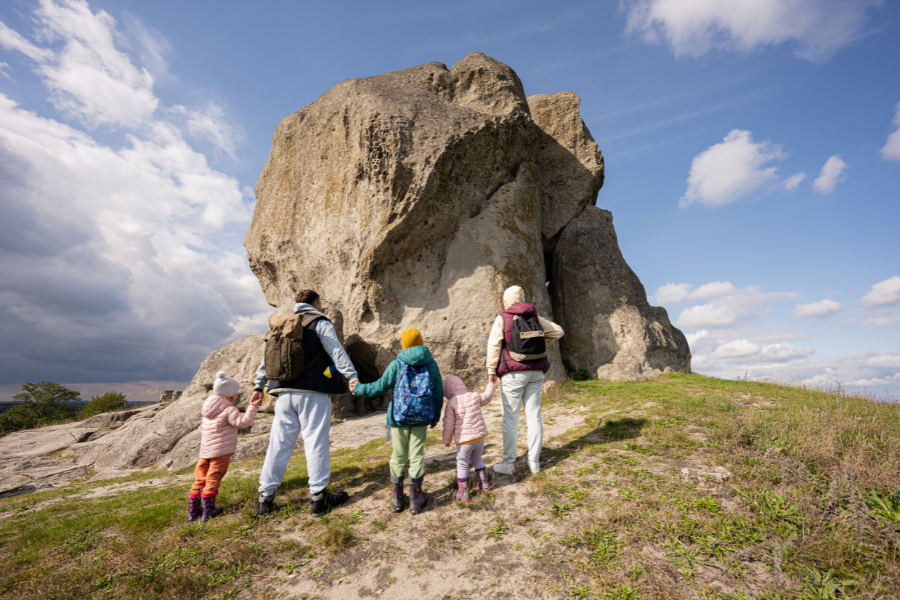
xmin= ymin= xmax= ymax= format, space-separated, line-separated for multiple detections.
xmin=187 ymin=371 xmax=262 ymax=522
xmin=442 ymin=375 xmax=497 ymax=501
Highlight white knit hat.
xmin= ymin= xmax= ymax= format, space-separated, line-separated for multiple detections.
xmin=213 ymin=371 xmax=240 ymax=397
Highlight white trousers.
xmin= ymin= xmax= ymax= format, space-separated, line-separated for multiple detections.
xmin=499 ymin=370 xmax=545 ymax=465
xmin=258 ymin=392 xmax=331 ymax=496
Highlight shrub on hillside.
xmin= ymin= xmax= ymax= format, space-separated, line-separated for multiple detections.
xmin=0 ymin=382 xmax=80 ymax=436
xmin=78 ymin=392 xmax=127 ymax=418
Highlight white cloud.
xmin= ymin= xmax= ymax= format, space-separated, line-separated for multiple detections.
xmin=689 ymin=281 xmax=737 ymax=299
xmin=623 ymin=0 xmax=883 ymax=63
xmin=793 ymin=298 xmax=843 ymax=318
xmin=862 ymin=312 xmax=900 ymax=328
xmin=882 ymin=102 xmax=900 ymax=162
xmin=679 ymin=130 xmax=785 ymax=207
xmin=713 ymin=339 xmax=813 ymax=364
xmin=782 ymin=172 xmax=806 ymax=190
xmin=14 ymin=0 xmax=159 ymax=128
xmin=0 ymin=1 xmax=269 ymax=384
xmin=860 ymin=276 xmax=900 ymax=307
xmin=811 ymin=155 xmax=846 ymax=194
xmin=866 ymin=355 xmax=900 ymax=369
xmin=697 ymin=351 xmax=900 ymax=398
xmin=169 ymin=103 xmax=239 ymax=157
xmin=652 ymin=282 xmax=692 ymax=305
xmin=665 ymin=282 xmax=791 ymax=329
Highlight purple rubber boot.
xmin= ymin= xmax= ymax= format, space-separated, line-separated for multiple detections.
xmin=187 ymin=497 xmax=202 ymax=522
xmin=201 ymin=496 xmax=224 ymax=522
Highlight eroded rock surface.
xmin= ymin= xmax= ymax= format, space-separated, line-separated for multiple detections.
xmin=550 ymin=206 xmax=691 ymax=381
xmin=527 ymin=91 xmax=605 ymax=244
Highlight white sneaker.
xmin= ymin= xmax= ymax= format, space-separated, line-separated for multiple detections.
xmin=493 ymin=462 xmax=516 ymax=476
xmin=528 ymin=460 xmax=541 ymax=474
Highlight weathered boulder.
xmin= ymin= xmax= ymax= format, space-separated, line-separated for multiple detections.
xmin=246 ymin=52 xmax=561 ymax=391
xmin=550 ymin=206 xmax=691 ymax=381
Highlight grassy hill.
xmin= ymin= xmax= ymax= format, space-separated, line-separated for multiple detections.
xmin=1 ymin=373 xmax=898 ymax=599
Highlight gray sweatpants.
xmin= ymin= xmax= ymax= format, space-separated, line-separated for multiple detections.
xmin=455 ymin=440 xmax=486 ymax=479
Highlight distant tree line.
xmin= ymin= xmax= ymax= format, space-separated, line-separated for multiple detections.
xmin=0 ymin=382 xmax=127 ymax=437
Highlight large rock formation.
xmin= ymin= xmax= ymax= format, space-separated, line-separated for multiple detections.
xmin=551 ymin=207 xmax=691 ymax=381
xmin=245 ymin=51 xmax=686 ymax=393
xmin=62 ymin=52 xmax=688 ymax=476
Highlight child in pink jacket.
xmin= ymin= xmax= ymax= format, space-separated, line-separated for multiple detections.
xmin=188 ymin=371 xmax=262 ymax=522
xmin=442 ymin=375 xmax=497 ymax=501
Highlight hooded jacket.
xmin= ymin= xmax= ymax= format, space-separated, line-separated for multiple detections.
xmin=442 ymin=375 xmax=496 ymax=446
xmin=199 ymin=394 xmax=258 ymax=459
xmin=353 ymin=345 xmax=444 ymax=428
xmin=486 ymin=286 xmax=564 ymax=376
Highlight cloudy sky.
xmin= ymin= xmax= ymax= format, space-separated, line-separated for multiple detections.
xmin=0 ymin=0 xmax=898 ymax=401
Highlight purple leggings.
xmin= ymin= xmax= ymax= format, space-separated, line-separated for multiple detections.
xmin=455 ymin=440 xmax=486 ymax=479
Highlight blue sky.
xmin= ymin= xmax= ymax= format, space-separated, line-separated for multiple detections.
xmin=1 ymin=0 xmax=898 ymax=401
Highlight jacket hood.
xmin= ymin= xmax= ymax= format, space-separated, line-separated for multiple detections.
xmin=443 ymin=375 xmax=468 ymax=400
xmin=504 ymin=302 xmax=536 ymax=316
xmin=202 ymin=395 xmax=232 ymax=419
xmin=397 ymin=345 xmax=433 ymax=366
xmin=503 ymin=286 xmax=525 ymax=309
xmin=293 ymin=302 xmax=317 ymax=314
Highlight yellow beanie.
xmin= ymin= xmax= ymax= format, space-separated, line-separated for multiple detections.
xmin=401 ymin=327 xmax=424 ymax=349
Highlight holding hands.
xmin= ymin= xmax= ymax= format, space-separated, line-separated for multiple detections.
xmin=250 ymin=391 xmax=265 ymax=407
xmin=349 ymin=380 xmax=358 ymax=395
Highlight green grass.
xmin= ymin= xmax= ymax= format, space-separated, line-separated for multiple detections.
xmin=1 ymin=373 xmax=899 ymax=599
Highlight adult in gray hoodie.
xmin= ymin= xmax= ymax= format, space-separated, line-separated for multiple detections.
xmin=252 ymin=289 xmax=360 ymax=517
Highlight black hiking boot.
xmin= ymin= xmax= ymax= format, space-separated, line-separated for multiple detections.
xmin=311 ymin=490 xmax=349 ymax=517
xmin=390 ymin=474 xmax=406 ymax=513
xmin=409 ymin=475 xmax=428 ymax=515
xmin=256 ymin=494 xmax=275 ymax=518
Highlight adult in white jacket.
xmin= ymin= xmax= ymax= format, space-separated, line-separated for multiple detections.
xmin=486 ymin=286 xmax=564 ymax=475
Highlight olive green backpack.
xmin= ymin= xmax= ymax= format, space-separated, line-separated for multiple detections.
xmin=263 ymin=312 xmax=324 ymax=381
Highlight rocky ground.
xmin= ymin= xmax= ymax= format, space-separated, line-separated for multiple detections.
xmin=1 ymin=374 xmax=898 ymax=600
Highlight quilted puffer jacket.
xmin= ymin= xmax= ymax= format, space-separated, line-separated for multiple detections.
xmin=199 ymin=395 xmax=258 ymax=459
xmin=442 ymin=375 xmax=497 ymax=446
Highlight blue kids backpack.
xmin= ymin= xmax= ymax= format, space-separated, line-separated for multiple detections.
xmin=391 ymin=358 xmax=436 ymax=427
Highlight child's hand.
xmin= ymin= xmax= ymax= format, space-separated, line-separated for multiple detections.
xmin=250 ymin=396 xmax=263 ymax=407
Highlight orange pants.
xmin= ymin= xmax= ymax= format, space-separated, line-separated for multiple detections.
xmin=190 ymin=455 xmax=231 ymax=498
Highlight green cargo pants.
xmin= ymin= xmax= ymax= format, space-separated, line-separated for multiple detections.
xmin=390 ymin=426 xmax=427 ymax=479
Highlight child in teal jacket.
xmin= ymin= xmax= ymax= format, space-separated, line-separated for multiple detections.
xmin=352 ymin=327 xmax=443 ymax=515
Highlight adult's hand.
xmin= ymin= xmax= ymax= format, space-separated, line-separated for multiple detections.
xmin=349 ymin=380 xmax=358 ymax=395
xmin=489 ymin=375 xmax=499 ymax=385
xmin=250 ymin=391 xmax=264 ymax=405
